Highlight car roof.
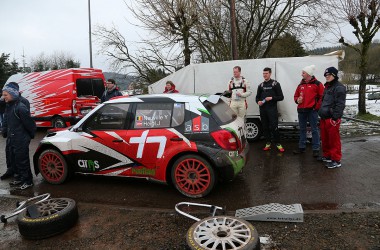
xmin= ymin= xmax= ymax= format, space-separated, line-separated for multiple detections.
xmin=105 ymin=93 xmax=206 ymax=104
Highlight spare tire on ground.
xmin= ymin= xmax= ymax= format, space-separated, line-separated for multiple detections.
xmin=17 ymin=198 xmax=78 ymax=240
xmin=187 ymin=215 xmax=260 ymax=250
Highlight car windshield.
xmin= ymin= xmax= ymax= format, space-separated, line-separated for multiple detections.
xmin=203 ymin=99 xmax=236 ymax=125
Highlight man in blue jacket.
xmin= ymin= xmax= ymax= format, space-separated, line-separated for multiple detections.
xmin=1 ymin=83 xmax=36 ymax=189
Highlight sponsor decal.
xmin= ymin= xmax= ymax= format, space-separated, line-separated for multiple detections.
xmin=185 ymin=116 xmax=209 ymax=133
xmin=132 ymin=167 xmax=156 ymax=176
xmin=129 ymin=130 xmax=167 ymax=158
xmin=78 ymin=159 xmax=100 ymax=171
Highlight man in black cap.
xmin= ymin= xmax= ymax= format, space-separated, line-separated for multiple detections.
xmin=318 ymin=67 xmax=346 ymax=169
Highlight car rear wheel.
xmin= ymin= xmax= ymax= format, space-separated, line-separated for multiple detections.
xmin=187 ymin=216 xmax=260 ymax=250
xmin=38 ymin=149 xmax=69 ymax=184
xmin=245 ymin=119 xmax=262 ymax=142
xmin=52 ymin=116 xmax=66 ymax=128
xmin=171 ymin=154 xmax=216 ymax=198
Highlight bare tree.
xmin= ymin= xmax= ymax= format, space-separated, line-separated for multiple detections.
xmin=192 ymin=0 xmax=325 ymax=62
xmin=95 ymin=25 xmax=174 ymax=83
xmin=127 ymin=0 xmax=199 ymax=66
xmin=29 ymin=51 xmax=80 ymax=72
xmin=324 ymin=0 xmax=380 ymax=114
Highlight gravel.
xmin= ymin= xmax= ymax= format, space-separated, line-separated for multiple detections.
xmin=1 ymin=196 xmax=380 ymax=249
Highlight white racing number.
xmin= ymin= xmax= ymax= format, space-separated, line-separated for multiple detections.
xmin=129 ymin=130 xmax=167 ymax=158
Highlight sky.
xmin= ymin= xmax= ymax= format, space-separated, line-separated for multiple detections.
xmin=0 ymin=0 xmax=141 ymax=72
xmin=1 ymin=0 xmax=379 ymax=73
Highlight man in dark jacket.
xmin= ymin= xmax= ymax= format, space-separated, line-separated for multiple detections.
xmin=1 ymin=82 xmax=30 ymax=181
xmin=293 ymin=65 xmax=324 ymax=156
xmin=318 ymin=67 xmax=346 ymax=169
xmin=256 ymin=67 xmax=285 ymax=152
xmin=101 ymin=79 xmax=123 ymax=103
xmin=1 ymin=83 xmax=36 ymax=189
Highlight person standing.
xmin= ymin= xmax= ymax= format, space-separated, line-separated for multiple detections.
xmin=163 ymin=81 xmax=179 ymax=93
xmin=1 ymin=83 xmax=36 ymax=189
xmin=318 ymin=67 xmax=346 ymax=169
xmin=256 ymin=67 xmax=285 ymax=152
xmin=1 ymin=82 xmax=31 ymax=181
xmin=293 ymin=65 xmax=324 ymax=157
xmin=101 ymin=79 xmax=123 ymax=103
xmin=227 ymin=66 xmax=252 ymax=119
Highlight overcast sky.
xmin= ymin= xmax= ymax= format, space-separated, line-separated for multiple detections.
xmin=1 ymin=0 xmax=379 ymax=73
xmin=0 ymin=0 xmax=141 ymax=72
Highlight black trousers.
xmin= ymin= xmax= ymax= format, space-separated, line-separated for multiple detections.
xmin=9 ymin=135 xmax=33 ymax=184
xmin=260 ymin=106 xmax=280 ymax=144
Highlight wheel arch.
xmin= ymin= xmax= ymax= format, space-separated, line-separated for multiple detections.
xmin=165 ymin=150 xmax=216 ymax=186
xmin=33 ymin=144 xmax=72 ymax=176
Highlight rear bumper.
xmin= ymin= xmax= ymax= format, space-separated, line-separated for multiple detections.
xmin=201 ymin=142 xmax=249 ymax=182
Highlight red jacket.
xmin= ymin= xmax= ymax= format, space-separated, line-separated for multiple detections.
xmin=294 ymin=77 xmax=324 ymax=111
xmin=163 ymin=84 xmax=179 ymax=93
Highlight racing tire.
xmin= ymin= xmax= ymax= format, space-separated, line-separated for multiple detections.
xmin=245 ymin=119 xmax=262 ymax=142
xmin=38 ymin=149 xmax=70 ymax=184
xmin=17 ymin=198 xmax=78 ymax=240
xmin=171 ymin=154 xmax=216 ymax=198
xmin=187 ymin=216 xmax=260 ymax=250
xmin=52 ymin=116 xmax=67 ymax=128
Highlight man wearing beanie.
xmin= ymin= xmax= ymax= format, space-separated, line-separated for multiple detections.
xmin=318 ymin=67 xmax=346 ymax=169
xmin=293 ymin=65 xmax=324 ymax=157
xmin=1 ymin=82 xmax=30 ymax=181
xmin=1 ymin=83 xmax=36 ymax=189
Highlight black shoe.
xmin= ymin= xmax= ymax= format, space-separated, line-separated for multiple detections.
xmin=317 ymin=156 xmax=332 ymax=163
xmin=326 ymin=161 xmax=342 ymax=169
xmin=293 ymin=148 xmax=305 ymax=154
xmin=9 ymin=180 xmax=22 ymax=186
xmin=0 ymin=172 xmax=13 ymax=180
xmin=312 ymin=150 xmax=320 ymax=157
xmin=17 ymin=183 xmax=34 ymax=190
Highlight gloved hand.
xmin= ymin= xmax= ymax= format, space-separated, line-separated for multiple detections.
xmin=2 ymin=131 xmax=7 ymax=138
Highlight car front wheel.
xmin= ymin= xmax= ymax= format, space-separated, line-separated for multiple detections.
xmin=38 ymin=149 xmax=69 ymax=184
xmin=171 ymin=154 xmax=216 ymax=198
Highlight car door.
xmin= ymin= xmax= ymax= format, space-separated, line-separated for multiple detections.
xmin=124 ymin=102 xmax=192 ymax=180
xmin=70 ymin=103 xmax=133 ymax=173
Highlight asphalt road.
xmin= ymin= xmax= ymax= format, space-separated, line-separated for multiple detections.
xmin=0 ymin=129 xmax=379 ymax=211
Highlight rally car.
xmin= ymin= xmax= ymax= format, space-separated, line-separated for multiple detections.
xmin=33 ymin=94 xmax=248 ymax=198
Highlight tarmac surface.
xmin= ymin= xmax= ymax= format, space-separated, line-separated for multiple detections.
xmin=0 ymin=129 xmax=380 ymax=249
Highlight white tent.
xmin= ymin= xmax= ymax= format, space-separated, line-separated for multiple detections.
xmin=149 ymin=55 xmax=339 ymax=124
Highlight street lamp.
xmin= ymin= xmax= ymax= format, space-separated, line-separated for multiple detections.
xmin=88 ymin=0 xmax=93 ymax=68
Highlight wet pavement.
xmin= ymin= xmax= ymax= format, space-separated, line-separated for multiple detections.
xmin=0 ymin=128 xmax=379 ymax=211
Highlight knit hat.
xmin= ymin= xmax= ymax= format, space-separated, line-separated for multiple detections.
xmin=302 ymin=65 xmax=315 ymax=76
xmin=2 ymin=82 xmax=20 ymax=99
xmin=7 ymin=82 xmax=20 ymax=91
xmin=324 ymin=67 xmax=339 ymax=78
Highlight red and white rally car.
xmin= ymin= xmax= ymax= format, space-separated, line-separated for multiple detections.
xmin=33 ymin=94 xmax=248 ymax=198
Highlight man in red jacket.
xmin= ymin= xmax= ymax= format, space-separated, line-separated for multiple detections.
xmin=293 ymin=65 xmax=324 ymax=157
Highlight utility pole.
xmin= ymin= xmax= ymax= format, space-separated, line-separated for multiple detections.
xmin=230 ymin=0 xmax=238 ymax=60
xmin=22 ymin=48 xmax=26 ymax=72
xmin=88 ymin=0 xmax=93 ymax=68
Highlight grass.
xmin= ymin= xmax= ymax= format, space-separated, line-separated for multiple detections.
xmin=356 ymin=112 xmax=380 ymax=121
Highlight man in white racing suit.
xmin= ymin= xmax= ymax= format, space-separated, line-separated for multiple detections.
xmin=227 ymin=66 xmax=252 ymax=119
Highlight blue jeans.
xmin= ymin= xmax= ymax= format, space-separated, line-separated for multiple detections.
xmin=298 ymin=110 xmax=320 ymax=150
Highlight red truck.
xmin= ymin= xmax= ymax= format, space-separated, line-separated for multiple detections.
xmin=6 ymin=68 xmax=106 ymax=128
